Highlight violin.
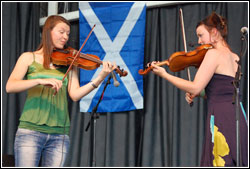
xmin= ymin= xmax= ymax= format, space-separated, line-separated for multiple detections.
xmin=51 ymin=47 xmax=128 ymax=77
xmin=138 ymin=44 xmax=213 ymax=75
xmin=51 ymin=24 xmax=127 ymax=84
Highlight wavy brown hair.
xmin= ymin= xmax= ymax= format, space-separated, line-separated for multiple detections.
xmin=37 ymin=15 xmax=70 ymax=69
xmin=196 ymin=12 xmax=230 ymax=50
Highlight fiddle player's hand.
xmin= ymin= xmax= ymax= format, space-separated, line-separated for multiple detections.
xmin=99 ymin=61 xmax=117 ymax=80
xmin=185 ymin=92 xmax=195 ymax=105
xmin=151 ymin=61 xmax=166 ymax=77
xmin=38 ymin=78 xmax=63 ymax=95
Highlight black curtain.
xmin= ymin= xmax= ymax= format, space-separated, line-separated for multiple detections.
xmin=1 ymin=2 xmax=248 ymax=167
xmin=2 ymin=2 xmax=40 ymax=156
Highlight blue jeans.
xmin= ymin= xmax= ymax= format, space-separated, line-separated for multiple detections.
xmin=14 ymin=128 xmax=70 ymax=167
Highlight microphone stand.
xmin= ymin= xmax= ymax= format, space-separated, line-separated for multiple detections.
xmin=85 ymin=74 xmax=112 ymax=167
xmin=232 ymin=32 xmax=247 ymax=167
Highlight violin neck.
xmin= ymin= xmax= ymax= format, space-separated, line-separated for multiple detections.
xmin=79 ymin=53 xmax=103 ymax=64
xmin=156 ymin=60 xmax=169 ymax=67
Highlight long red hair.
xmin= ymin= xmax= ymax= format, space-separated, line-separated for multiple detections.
xmin=37 ymin=15 xmax=70 ymax=69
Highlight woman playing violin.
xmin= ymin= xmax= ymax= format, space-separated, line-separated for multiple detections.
xmin=6 ymin=15 xmax=116 ymax=167
xmin=150 ymin=12 xmax=248 ymax=166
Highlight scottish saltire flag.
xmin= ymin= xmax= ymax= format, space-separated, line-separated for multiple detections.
xmin=79 ymin=2 xmax=145 ymax=113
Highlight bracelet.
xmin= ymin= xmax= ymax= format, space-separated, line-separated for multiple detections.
xmin=91 ymin=81 xmax=98 ymax=88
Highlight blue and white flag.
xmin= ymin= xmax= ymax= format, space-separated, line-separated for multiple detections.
xmin=79 ymin=2 xmax=145 ymax=113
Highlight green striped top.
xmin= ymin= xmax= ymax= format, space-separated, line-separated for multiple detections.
xmin=19 ymin=53 xmax=70 ymax=135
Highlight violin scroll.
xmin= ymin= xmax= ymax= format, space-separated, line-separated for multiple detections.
xmin=115 ymin=66 xmax=128 ymax=77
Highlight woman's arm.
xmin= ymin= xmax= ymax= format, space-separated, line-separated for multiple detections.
xmin=6 ymin=52 xmax=62 ymax=93
xmin=67 ymin=61 xmax=116 ymax=102
xmin=151 ymin=49 xmax=219 ymax=96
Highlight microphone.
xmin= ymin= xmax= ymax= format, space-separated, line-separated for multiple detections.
xmin=241 ymin=27 xmax=248 ymax=35
xmin=111 ymin=71 xmax=120 ymax=87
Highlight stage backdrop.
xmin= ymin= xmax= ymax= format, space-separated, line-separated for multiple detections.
xmin=78 ymin=2 xmax=146 ymax=113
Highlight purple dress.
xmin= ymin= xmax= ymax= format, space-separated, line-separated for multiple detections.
xmin=200 ymin=74 xmax=248 ymax=166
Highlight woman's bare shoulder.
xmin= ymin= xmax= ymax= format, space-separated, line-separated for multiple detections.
xmin=18 ymin=52 xmax=34 ymax=65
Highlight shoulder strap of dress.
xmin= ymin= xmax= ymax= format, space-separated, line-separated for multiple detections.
xmin=32 ymin=52 xmax=36 ymax=62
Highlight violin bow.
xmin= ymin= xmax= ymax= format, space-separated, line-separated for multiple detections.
xmin=179 ymin=8 xmax=193 ymax=106
xmin=62 ymin=24 xmax=96 ymax=82
xmin=179 ymin=8 xmax=191 ymax=81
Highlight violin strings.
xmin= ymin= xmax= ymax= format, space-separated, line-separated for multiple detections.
xmin=78 ymin=53 xmax=102 ymax=64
